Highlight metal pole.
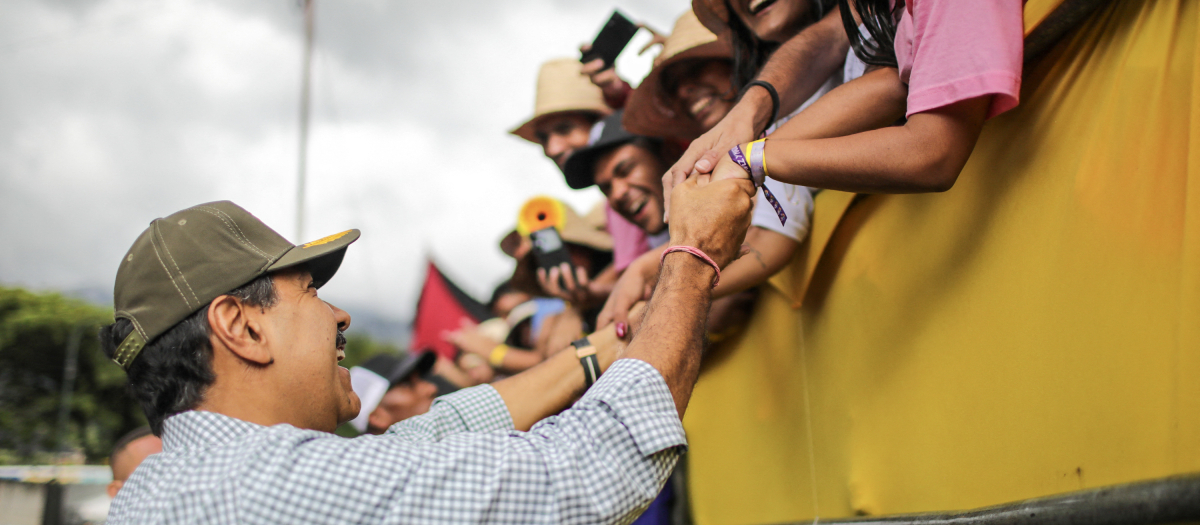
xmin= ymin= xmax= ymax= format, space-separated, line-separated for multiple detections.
xmin=53 ymin=325 xmax=82 ymax=457
xmin=296 ymin=0 xmax=314 ymax=241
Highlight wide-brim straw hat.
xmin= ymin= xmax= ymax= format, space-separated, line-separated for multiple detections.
xmin=510 ymin=58 xmax=612 ymax=143
xmin=692 ymin=0 xmax=733 ymax=35
xmin=624 ymin=9 xmax=733 ymax=140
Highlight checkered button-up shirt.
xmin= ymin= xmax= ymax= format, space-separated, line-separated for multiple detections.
xmin=107 ymin=359 xmax=686 ymax=524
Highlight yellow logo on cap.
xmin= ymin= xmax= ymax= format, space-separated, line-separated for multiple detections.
xmin=301 ymin=230 xmax=351 ymax=248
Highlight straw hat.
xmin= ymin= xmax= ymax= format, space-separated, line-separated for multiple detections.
xmin=510 ymin=58 xmax=612 ymax=143
xmin=623 ymin=10 xmax=733 ymax=140
xmin=692 ymin=0 xmax=732 ymax=35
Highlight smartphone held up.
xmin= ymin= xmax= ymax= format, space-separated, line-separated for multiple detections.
xmin=580 ymin=10 xmax=639 ymax=72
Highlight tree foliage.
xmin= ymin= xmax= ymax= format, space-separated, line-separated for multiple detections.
xmin=0 ymin=286 xmax=142 ymax=464
xmin=0 ymin=286 xmax=407 ymax=457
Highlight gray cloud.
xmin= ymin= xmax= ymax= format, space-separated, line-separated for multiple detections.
xmin=0 ymin=0 xmax=687 ymax=329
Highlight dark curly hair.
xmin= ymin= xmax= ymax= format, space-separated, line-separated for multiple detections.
xmin=99 ymin=274 xmax=277 ymax=435
xmin=838 ymin=0 xmax=903 ymax=68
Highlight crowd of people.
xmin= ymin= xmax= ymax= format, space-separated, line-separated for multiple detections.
xmin=333 ymin=0 xmax=1023 ymax=522
xmin=98 ymin=0 xmax=1026 ymax=522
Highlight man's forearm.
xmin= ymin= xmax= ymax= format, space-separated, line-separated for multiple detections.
xmin=622 ymin=254 xmax=714 ymax=417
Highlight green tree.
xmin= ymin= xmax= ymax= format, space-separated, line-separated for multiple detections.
xmin=0 ymin=287 xmax=142 ymax=464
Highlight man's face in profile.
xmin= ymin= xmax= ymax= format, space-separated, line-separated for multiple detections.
xmin=534 ymin=112 xmax=596 ymax=168
xmin=593 ymin=143 xmax=668 ymax=235
xmin=260 ymin=270 xmax=361 ymax=430
xmin=107 ymin=434 xmax=162 ymax=498
xmin=366 ymin=374 xmax=438 ymax=433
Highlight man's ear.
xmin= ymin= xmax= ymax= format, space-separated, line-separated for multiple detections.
xmin=208 ymin=295 xmax=273 ymax=366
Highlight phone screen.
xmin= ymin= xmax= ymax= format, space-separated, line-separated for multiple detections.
xmin=530 ymin=228 xmax=575 ymax=289
xmin=581 ymin=10 xmax=638 ymax=71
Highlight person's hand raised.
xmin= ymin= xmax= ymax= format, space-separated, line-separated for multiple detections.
xmin=667 ymin=174 xmax=756 ymax=269
xmin=579 ymin=44 xmax=629 ymax=102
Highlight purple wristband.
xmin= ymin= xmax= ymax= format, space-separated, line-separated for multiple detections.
xmin=730 ymin=141 xmax=787 ymax=226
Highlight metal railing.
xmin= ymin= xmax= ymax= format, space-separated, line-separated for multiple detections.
xmin=778 ymin=474 xmax=1200 ymax=525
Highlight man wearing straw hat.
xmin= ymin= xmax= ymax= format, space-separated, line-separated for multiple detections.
xmin=511 ymin=58 xmax=614 ymax=170
xmin=511 ymin=58 xmax=649 ymax=304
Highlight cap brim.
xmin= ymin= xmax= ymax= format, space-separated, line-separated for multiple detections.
xmin=562 ymin=147 xmax=601 ymax=189
xmin=390 ymin=351 xmax=436 ymax=384
xmin=267 ymin=229 xmax=360 ymax=288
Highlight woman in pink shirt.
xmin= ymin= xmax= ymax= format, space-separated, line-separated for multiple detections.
xmin=711 ymin=0 xmax=1024 ymax=193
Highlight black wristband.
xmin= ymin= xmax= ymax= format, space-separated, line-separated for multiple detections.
xmin=571 ymin=337 xmax=602 ymax=389
xmin=741 ymin=80 xmax=780 ymax=137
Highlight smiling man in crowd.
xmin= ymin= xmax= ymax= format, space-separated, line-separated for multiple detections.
xmin=564 ymin=109 xmax=677 ymax=251
xmin=102 ymin=187 xmax=753 ymax=523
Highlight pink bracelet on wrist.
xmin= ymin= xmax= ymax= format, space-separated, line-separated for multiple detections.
xmin=660 ymin=246 xmax=720 ymax=289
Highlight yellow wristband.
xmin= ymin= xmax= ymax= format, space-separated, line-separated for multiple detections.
xmin=489 ymin=344 xmax=509 ymax=367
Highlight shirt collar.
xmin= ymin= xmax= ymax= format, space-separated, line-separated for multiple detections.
xmin=160 ymin=410 xmax=263 ymax=453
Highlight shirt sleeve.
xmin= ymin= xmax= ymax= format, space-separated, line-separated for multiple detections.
xmin=896 ymin=0 xmax=1024 ymax=119
xmin=235 ymin=359 xmax=684 ymax=524
xmin=384 ymin=383 xmax=514 ymax=442
xmin=751 ymin=179 xmax=814 ymax=242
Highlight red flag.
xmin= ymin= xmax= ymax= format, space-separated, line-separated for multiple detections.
xmin=410 ymin=261 xmax=492 ymax=360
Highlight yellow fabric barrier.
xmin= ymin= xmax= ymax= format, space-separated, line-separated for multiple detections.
xmin=683 ymin=0 xmax=1199 ymax=523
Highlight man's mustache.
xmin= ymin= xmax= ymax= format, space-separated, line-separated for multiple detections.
xmin=336 ymin=330 xmax=346 ymax=349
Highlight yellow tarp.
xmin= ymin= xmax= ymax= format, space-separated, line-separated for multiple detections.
xmin=682 ymin=0 xmax=1200 ymax=523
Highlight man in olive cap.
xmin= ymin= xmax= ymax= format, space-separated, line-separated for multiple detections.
xmin=102 ymin=188 xmax=755 ymax=523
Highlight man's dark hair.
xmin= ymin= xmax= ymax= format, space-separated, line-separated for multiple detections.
xmin=99 ymin=274 xmax=278 ymax=436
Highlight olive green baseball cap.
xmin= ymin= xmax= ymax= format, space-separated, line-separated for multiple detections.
xmin=110 ymin=201 xmax=360 ymax=371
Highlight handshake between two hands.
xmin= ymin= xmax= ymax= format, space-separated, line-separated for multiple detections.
xmin=665 ymin=173 xmax=757 ymax=270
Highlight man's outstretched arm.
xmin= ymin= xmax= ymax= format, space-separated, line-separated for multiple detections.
xmin=622 ymin=175 xmax=756 ymax=416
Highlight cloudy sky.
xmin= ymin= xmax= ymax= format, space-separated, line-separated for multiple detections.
xmin=0 ymin=0 xmax=687 ymax=327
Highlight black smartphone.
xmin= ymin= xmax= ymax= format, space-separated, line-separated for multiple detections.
xmin=529 ymin=227 xmax=575 ymax=289
xmin=581 ymin=10 xmax=638 ymax=71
